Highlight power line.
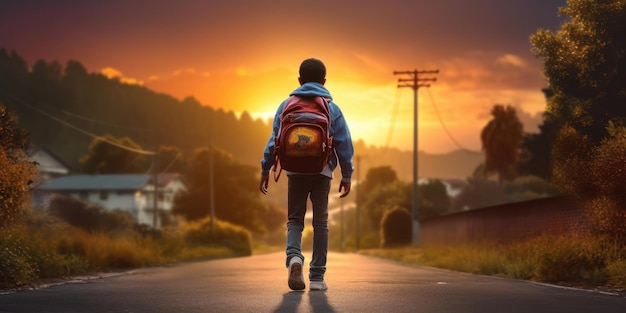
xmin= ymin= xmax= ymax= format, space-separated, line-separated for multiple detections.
xmin=383 ymin=87 xmax=402 ymax=150
xmin=425 ymin=88 xmax=482 ymax=155
xmin=0 ymin=92 xmax=155 ymax=155
xmin=60 ymin=109 xmax=155 ymax=132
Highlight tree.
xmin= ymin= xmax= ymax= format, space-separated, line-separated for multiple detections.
xmin=517 ymin=88 xmax=562 ymax=180
xmin=357 ymin=165 xmax=398 ymax=206
xmin=531 ymin=0 xmax=626 ymax=245
xmin=480 ymin=105 xmax=524 ymax=183
xmin=360 ymin=166 xmax=451 ymax=229
xmin=531 ymin=0 xmax=626 ymax=144
xmin=79 ymin=135 xmax=150 ymax=174
xmin=173 ymin=147 xmax=281 ymax=234
xmin=552 ymin=123 xmax=626 ymax=244
xmin=452 ymin=178 xmax=505 ymax=212
xmin=362 ymin=181 xmax=411 ymax=231
xmin=0 ymin=49 xmax=29 ymax=96
xmin=0 ymin=104 xmax=37 ymax=227
xmin=156 ymin=146 xmax=187 ymax=173
xmin=418 ymin=179 xmax=451 ymax=220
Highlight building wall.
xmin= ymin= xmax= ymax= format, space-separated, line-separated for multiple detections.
xmin=420 ymin=196 xmax=591 ymax=246
xmin=68 ymin=190 xmax=139 ymax=219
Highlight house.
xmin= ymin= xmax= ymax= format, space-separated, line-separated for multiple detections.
xmin=34 ymin=173 xmax=187 ymax=228
xmin=28 ymin=147 xmax=71 ymax=185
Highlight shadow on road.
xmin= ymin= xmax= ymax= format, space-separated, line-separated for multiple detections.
xmin=273 ymin=290 xmax=336 ymax=313
xmin=309 ymin=290 xmax=335 ymax=313
xmin=274 ymin=291 xmax=303 ymax=313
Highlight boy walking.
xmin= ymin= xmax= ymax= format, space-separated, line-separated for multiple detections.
xmin=259 ymin=58 xmax=354 ymax=291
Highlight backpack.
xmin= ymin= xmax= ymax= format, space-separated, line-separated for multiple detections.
xmin=272 ymin=95 xmax=333 ymax=181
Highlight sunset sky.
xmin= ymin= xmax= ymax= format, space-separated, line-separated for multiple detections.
xmin=0 ymin=0 xmax=567 ymax=153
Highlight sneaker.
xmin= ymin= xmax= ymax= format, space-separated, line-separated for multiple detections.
xmin=309 ymin=280 xmax=327 ymax=291
xmin=288 ymin=258 xmax=305 ymax=290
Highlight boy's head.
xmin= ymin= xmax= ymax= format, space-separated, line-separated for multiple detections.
xmin=299 ymin=58 xmax=326 ymax=85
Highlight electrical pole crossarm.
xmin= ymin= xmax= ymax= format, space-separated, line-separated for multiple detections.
xmin=392 ymin=68 xmax=439 ymax=246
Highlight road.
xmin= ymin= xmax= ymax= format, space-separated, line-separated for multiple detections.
xmin=1 ymin=252 xmax=624 ymax=313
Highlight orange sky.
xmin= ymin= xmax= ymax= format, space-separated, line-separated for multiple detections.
xmin=0 ymin=0 xmax=566 ymax=153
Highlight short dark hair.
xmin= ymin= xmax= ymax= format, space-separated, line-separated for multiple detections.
xmin=299 ymin=58 xmax=326 ymax=83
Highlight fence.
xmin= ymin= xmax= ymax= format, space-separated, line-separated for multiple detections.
xmin=420 ymin=196 xmax=591 ymax=245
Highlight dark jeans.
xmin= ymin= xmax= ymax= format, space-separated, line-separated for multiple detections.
xmin=285 ymin=174 xmax=331 ymax=282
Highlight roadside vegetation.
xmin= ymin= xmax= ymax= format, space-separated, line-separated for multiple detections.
xmin=0 ymin=207 xmax=252 ymax=290
xmin=361 ymin=233 xmax=626 ymax=290
xmin=0 ymin=103 xmax=256 ymax=290
xmin=361 ymin=0 xmax=626 ymax=292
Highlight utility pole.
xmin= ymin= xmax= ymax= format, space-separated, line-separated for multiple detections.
xmin=209 ymin=126 xmax=216 ymax=236
xmin=152 ymin=147 xmax=159 ymax=230
xmin=340 ymin=197 xmax=345 ymax=250
xmin=393 ymin=69 xmax=438 ymax=246
xmin=355 ymin=155 xmax=361 ymax=250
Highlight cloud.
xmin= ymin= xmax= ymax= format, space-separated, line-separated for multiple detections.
xmin=172 ymin=68 xmax=197 ymax=77
xmin=144 ymin=67 xmax=211 ymax=104
xmin=438 ymin=51 xmax=546 ymax=92
xmin=100 ymin=67 xmax=143 ymax=85
xmin=514 ymin=105 xmax=544 ymax=134
xmin=496 ymin=54 xmax=527 ymax=68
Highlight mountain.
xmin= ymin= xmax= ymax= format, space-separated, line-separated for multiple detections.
xmin=0 ymin=48 xmax=482 ymax=180
xmin=352 ymin=141 xmax=483 ymax=181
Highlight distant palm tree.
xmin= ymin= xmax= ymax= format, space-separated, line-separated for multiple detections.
xmin=480 ymin=105 xmax=524 ymax=183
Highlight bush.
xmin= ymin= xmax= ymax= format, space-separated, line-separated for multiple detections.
xmin=0 ymin=228 xmax=38 ymax=288
xmin=47 ymin=194 xmax=134 ymax=234
xmin=504 ymin=175 xmax=562 ymax=201
xmin=553 ymin=124 xmax=626 ymax=245
xmin=182 ymin=217 xmax=252 ymax=256
xmin=380 ymin=207 xmax=412 ymax=248
xmin=0 ymin=104 xmax=36 ymax=228
xmin=530 ymin=234 xmax=609 ymax=284
xmin=606 ymin=260 xmax=626 ymax=289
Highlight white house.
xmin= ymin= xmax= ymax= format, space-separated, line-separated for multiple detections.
xmin=35 ymin=173 xmax=187 ymax=228
xmin=28 ymin=147 xmax=71 ymax=185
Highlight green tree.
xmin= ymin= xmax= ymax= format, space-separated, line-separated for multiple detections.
xmin=357 ymin=165 xmax=398 ymax=206
xmin=517 ymin=88 xmax=562 ymax=180
xmin=360 ymin=166 xmax=451 ymax=229
xmin=362 ymin=181 xmax=411 ymax=231
xmin=531 ymin=0 xmax=626 ymax=144
xmin=419 ymin=179 xmax=451 ymax=220
xmin=173 ymin=147 xmax=281 ymax=234
xmin=0 ymin=104 xmax=37 ymax=227
xmin=79 ymin=135 xmax=150 ymax=174
xmin=552 ymin=123 xmax=626 ymax=243
xmin=0 ymin=49 xmax=29 ymax=96
xmin=480 ymin=105 xmax=524 ymax=183
xmin=531 ymin=0 xmax=626 ymax=245
xmin=157 ymin=146 xmax=187 ymax=173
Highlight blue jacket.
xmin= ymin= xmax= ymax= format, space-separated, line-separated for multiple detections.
xmin=261 ymin=82 xmax=354 ymax=182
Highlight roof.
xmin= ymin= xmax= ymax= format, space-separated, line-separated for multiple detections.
xmin=37 ymin=173 xmax=183 ymax=191
xmin=28 ymin=147 xmax=72 ymax=173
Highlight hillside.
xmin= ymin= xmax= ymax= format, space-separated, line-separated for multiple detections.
xmin=0 ymin=49 xmax=482 ymax=180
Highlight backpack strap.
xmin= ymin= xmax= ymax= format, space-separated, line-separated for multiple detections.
xmin=272 ymin=152 xmax=282 ymax=182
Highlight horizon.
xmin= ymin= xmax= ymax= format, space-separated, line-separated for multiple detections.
xmin=0 ymin=0 xmax=567 ymax=154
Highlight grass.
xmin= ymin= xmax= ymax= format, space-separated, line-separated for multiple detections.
xmin=0 ymin=212 xmax=253 ymax=290
xmin=360 ymin=233 xmax=626 ymax=290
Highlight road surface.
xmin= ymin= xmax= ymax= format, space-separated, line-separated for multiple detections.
xmin=1 ymin=252 xmax=624 ymax=312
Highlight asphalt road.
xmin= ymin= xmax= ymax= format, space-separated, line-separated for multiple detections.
xmin=1 ymin=252 xmax=625 ymax=313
